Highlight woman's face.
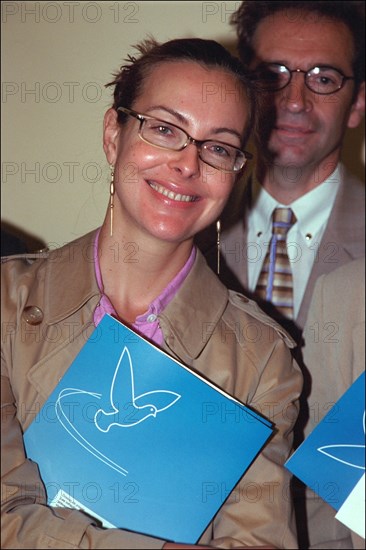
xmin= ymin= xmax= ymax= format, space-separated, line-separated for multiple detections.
xmin=103 ymin=60 xmax=250 ymax=245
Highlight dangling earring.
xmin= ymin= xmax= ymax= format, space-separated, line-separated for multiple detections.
xmin=109 ymin=165 xmax=115 ymax=237
xmin=216 ymin=220 xmax=221 ymax=275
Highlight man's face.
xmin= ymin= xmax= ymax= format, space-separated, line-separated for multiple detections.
xmin=251 ymin=11 xmax=365 ymax=179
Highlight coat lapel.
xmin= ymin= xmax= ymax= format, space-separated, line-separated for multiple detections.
xmin=24 ymin=231 xmax=101 ymax=409
xmin=297 ymin=174 xmax=365 ymax=328
xmin=159 ymin=250 xmax=229 ymax=363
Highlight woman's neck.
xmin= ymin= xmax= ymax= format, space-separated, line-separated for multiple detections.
xmin=97 ymin=221 xmax=193 ymax=324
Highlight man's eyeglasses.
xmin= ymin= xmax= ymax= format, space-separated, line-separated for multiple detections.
xmin=117 ymin=107 xmax=252 ymax=173
xmin=252 ymin=63 xmax=355 ymax=95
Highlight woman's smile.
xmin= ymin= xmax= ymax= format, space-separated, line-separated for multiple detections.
xmin=147 ymin=179 xmax=199 ymax=203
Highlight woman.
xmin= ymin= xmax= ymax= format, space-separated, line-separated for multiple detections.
xmin=1 ymin=38 xmax=302 ymax=549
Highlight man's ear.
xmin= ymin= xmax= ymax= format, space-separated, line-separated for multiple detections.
xmin=348 ymin=81 xmax=365 ymax=129
xmin=103 ymin=108 xmax=120 ymax=164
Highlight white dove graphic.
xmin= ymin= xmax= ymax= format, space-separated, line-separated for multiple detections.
xmin=94 ymin=346 xmax=181 ymax=432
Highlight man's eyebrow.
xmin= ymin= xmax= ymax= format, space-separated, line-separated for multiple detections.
xmin=145 ymin=105 xmax=242 ymax=142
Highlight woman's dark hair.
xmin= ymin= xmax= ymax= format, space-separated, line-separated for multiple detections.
xmin=106 ymin=37 xmax=255 ymax=144
xmin=231 ymin=1 xmax=365 ymax=86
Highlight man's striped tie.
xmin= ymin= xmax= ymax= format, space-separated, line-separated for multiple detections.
xmin=255 ymin=207 xmax=297 ymax=319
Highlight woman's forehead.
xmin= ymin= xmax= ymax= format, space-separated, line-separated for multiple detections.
xmin=136 ymin=61 xmax=246 ymax=108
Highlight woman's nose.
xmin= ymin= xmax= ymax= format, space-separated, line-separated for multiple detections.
xmin=167 ymin=143 xmax=201 ymax=178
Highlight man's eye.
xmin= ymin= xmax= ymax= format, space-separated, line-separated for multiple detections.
xmin=264 ymin=70 xmax=281 ymax=80
xmin=309 ymin=68 xmax=342 ymax=89
xmin=252 ymin=67 xmax=284 ymax=88
xmin=318 ymin=75 xmax=336 ymax=85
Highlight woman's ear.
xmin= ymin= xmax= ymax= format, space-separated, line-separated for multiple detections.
xmin=103 ymin=108 xmax=120 ymax=164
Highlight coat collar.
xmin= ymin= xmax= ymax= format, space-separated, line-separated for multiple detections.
xmin=39 ymin=229 xmax=101 ymax=325
xmin=158 ymin=249 xmax=229 ymax=362
xmin=39 ymin=230 xmax=229 ymax=361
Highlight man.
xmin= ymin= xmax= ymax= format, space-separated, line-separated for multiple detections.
xmin=206 ymin=0 xmax=365 ymax=332
xmin=197 ymin=1 xmax=365 ymax=548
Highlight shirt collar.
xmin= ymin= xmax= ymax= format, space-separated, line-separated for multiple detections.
xmin=135 ymin=245 xmax=196 ymax=322
xmin=290 ymin=165 xmax=341 ymax=238
xmin=249 ymin=174 xmax=278 ymax=234
xmin=249 ymin=164 xmax=342 ymax=238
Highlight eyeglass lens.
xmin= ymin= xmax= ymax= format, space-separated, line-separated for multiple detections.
xmin=140 ymin=118 xmax=245 ymax=171
xmin=255 ymin=64 xmax=347 ymax=94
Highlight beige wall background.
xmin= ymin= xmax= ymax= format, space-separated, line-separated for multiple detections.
xmin=1 ymin=1 xmax=364 ymax=249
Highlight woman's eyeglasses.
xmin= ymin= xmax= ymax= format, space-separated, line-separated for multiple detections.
xmin=117 ymin=107 xmax=252 ymax=173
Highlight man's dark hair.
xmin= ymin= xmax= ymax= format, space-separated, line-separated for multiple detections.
xmin=231 ymin=1 xmax=365 ymax=85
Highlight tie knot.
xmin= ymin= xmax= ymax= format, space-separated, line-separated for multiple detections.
xmin=272 ymin=207 xmax=296 ymax=236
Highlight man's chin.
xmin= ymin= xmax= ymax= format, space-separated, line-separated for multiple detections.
xmin=265 ymin=143 xmax=309 ymax=169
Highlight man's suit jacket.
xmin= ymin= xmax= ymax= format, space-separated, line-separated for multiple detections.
xmin=301 ymin=258 xmax=365 ymax=549
xmin=219 ymin=168 xmax=365 ymax=331
xmin=203 ymin=168 xmax=365 ymax=549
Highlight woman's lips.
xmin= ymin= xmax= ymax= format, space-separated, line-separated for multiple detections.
xmin=147 ymin=180 xmax=199 ymax=202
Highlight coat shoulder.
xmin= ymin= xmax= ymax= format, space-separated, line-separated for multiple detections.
xmin=1 ymin=251 xmax=49 ymax=286
xmin=1 ymin=230 xmax=98 ymax=314
xmin=226 ymin=290 xmax=296 ymax=348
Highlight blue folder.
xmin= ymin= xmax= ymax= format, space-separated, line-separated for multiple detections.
xmin=24 ymin=314 xmax=273 ymax=543
xmin=286 ymin=371 xmax=365 ymax=511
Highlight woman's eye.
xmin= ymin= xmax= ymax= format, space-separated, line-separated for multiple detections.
xmin=152 ymin=124 xmax=174 ymax=136
xmin=158 ymin=125 xmax=171 ymax=134
xmin=210 ymin=144 xmax=230 ymax=157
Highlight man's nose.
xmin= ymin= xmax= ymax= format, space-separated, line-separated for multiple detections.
xmin=279 ymin=73 xmax=313 ymax=113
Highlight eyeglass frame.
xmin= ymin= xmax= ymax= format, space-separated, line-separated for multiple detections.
xmin=252 ymin=63 xmax=355 ymax=95
xmin=117 ymin=106 xmax=253 ymax=173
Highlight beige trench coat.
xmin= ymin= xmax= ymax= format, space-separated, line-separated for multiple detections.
xmin=1 ymin=230 xmax=302 ymax=549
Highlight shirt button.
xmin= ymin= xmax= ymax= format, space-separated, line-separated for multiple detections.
xmin=147 ymin=314 xmax=157 ymax=323
xmin=23 ymin=306 xmax=44 ymax=325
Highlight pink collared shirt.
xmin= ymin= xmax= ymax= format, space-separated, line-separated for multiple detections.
xmin=93 ymin=229 xmax=196 ymax=347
